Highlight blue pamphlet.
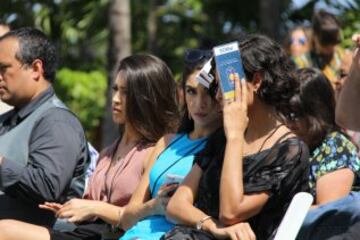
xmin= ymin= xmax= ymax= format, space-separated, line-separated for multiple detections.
xmin=213 ymin=42 xmax=245 ymax=100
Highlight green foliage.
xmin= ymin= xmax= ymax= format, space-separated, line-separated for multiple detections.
xmin=1 ymin=0 xmax=109 ymax=70
xmin=340 ymin=6 xmax=360 ymax=49
xmin=54 ymin=68 xmax=107 ymax=142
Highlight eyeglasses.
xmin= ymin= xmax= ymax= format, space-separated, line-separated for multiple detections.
xmin=184 ymin=49 xmax=213 ymax=65
xmin=290 ymin=37 xmax=307 ymax=46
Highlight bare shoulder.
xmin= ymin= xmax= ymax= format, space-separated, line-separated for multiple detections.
xmin=275 ymin=125 xmax=297 ymax=141
xmin=143 ymin=133 xmax=177 ymax=169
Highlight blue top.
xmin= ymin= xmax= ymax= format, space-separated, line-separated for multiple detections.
xmin=120 ymin=133 xmax=208 ymax=240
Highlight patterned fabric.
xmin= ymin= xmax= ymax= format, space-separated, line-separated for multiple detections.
xmin=292 ymin=47 xmax=344 ymax=85
xmin=309 ymin=131 xmax=360 ymax=196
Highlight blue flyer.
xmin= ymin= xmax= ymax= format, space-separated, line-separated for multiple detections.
xmin=213 ymin=41 xmax=245 ymax=100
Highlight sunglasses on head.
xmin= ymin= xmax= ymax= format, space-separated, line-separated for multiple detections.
xmin=290 ymin=37 xmax=307 ymax=46
xmin=185 ymin=49 xmax=213 ymax=65
xmin=195 ymin=57 xmax=215 ymax=89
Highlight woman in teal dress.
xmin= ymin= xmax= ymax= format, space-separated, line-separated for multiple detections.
xmin=118 ymin=49 xmax=222 ymax=240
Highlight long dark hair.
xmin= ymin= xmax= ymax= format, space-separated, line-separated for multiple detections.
xmin=291 ymin=68 xmax=340 ymax=149
xmin=117 ymin=54 xmax=180 ymax=143
xmin=177 ymin=55 xmax=215 ymax=133
xmin=238 ymin=34 xmax=298 ymax=116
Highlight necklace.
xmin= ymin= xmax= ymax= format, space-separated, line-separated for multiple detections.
xmin=103 ymin=140 xmax=141 ymax=201
xmin=244 ymin=124 xmax=284 ymax=156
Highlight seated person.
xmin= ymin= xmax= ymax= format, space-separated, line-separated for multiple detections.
xmin=0 ymin=54 xmax=180 ymax=240
xmin=116 ymin=49 xmax=223 ymax=240
xmin=0 ymin=27 xmax=89 ymax=226
xmin=286 ymin=68 xmax=360 ymax=239
xmin=164 ymin=34 xmax=310 ymax=240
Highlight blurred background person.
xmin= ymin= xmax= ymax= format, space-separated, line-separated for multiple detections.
xmin=292 ymin=10 xmax=344 ymax=91
xmin=284 ymin=25 xmax=311 ymax=57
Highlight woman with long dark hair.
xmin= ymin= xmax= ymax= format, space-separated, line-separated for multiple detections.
xmin=164 ymin=34 xmax=309 ymax=240
xmin=116 ymin=49 xmax=223 ymax=240
xmin=0 ymin=54 xmax=179 ymax=240
xmin=286 ymin=68 xmax=360 ymax=239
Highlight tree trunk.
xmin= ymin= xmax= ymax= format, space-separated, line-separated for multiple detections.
xmin=147 ymin=0 xmax=158 ymax=53
xmin=259 ymin=0 xmax=281 ymax=41
xmin=102 ymin=0 xmax=132 ymax=147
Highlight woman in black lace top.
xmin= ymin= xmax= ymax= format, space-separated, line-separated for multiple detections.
xmin=165 ymin=35 xmax=310 ymax=240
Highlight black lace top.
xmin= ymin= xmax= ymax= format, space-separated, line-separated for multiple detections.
xmin=193 ymin=129 xmax=310 ymax=240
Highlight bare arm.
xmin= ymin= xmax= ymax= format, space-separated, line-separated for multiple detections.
xmin=219 ymin=137 xmax=269 ymax=225
xmin=336 ymin=34 xmax=360 ymax=131
xmin=119 ymin=135 xmax=175 ymax=230
xmin=219 ymin=76 xmax=269 ymax=225
xmin=314 ymin=168 xmax=355 ymax=207
xmin=167 ymin=164 xmax=257 ymax=240
xmin=39 ymin=198 xmax=123 ymax=225
xmin=167 ymin=164 xmax=209 ymax=225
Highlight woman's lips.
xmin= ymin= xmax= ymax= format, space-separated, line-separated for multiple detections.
xmin=194 ymin=113 xmax=207 ymax=118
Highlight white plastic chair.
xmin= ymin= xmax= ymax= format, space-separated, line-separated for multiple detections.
xmin=273 ymin=192 xmax=313 ymax=240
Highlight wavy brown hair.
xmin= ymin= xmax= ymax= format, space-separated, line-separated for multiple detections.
xmin=117 ymin=54 xmax=180 ymax=142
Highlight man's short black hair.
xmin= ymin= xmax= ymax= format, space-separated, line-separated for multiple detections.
xmin=312 ymin=10 xmax=341 ymax=46
xmin=0 ymin=27 xmax=58 ymax=82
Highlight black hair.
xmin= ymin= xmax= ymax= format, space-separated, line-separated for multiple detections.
xmin=177 ymin=53 xmax=214 ymax=133
xmin=238 ymin=34 xmax=298 ymax=116
xmin=0 ymin=27 xmax=57 ymax=82
xmin=117 ymin=54 xmax=180 ymax=143
xmin=312 ymin=10 xmax=341 ymax=46
xmin=291 ymin=68 xmax=340 ymax=149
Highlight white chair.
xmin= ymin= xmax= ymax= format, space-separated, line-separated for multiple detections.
xmin=273 ymin=192 xmax=313 ymax=240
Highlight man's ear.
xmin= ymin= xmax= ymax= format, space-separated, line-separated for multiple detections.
xmin=31 ymin=59 xmax=44 ymax=81
xmin=252 ymin=72 xmax=262 ymax=91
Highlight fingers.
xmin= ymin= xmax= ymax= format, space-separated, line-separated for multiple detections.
xmin=39 ymin=202 xmax=62 ymax=213
xmin=56 ymin=209 xmax=69 ymax=218
xmin=38 ymin=205 xmax=58 ymax=213
xmin=352 ymin=34 xmax=360 ymax=46
xmin=236 ymin=223 xmax=256 ymax=240
xmin=228 ymin=232 xmax=238 ymax=240
xmin=234 ymin=73 xmax=241 ymax=102
xmin=240 ymin=78 xmax=248 ymax=110
xmin=158 ymin=183 xmax=179 ymax=197
xmin=244 ymin=222 xmax=256 ymax=240
xmin=56 ymin=204 xmax=73 ymax=218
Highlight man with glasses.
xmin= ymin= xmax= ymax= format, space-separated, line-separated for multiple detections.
xmin=0 ymin=27 xmax=89 ymax=226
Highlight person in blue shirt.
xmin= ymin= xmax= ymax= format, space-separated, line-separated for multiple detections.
xmin=118 ymin=49 xmax=222 ymax=240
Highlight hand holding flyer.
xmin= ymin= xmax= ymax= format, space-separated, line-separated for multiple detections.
xmin=213 ymin=42 xmax=245 ymax=101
